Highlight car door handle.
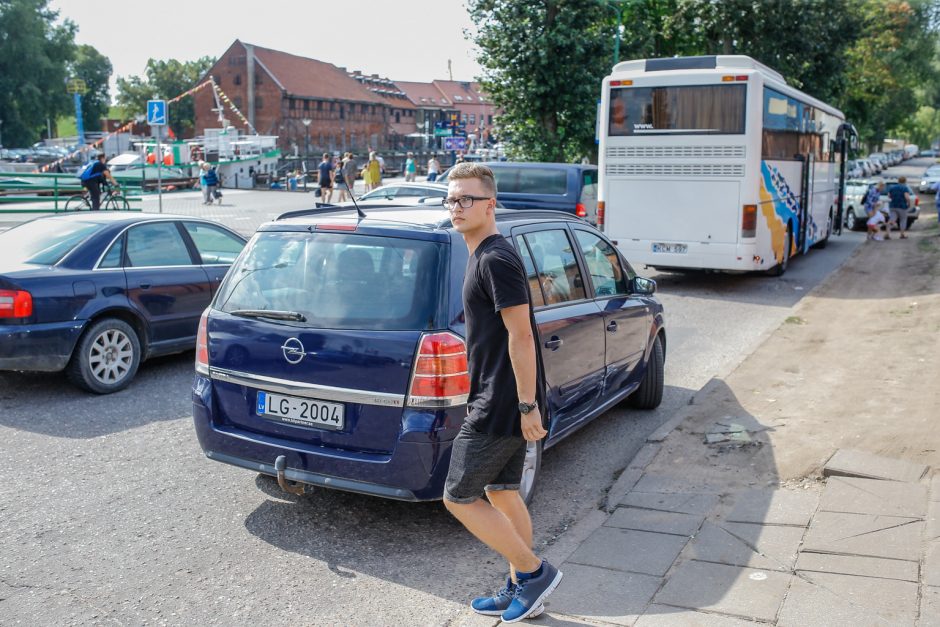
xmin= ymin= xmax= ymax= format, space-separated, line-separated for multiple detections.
xmin=139 ymin=283 xmax=152 ymax=290
xmin=607 ymin=321 xmax=618 ymax=332
xmin=544 ymin=337 xmax=563 ymax=350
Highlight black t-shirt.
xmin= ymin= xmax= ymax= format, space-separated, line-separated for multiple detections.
xmin=84 ymin=161 xmax=107 ymax=187
xmin=317 ymin=161 xmax=333 ymax=184
xmin=463 ymin=234 xmax=542 ymax=437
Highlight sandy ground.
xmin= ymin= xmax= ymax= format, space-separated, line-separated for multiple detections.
xmin=641 ymin=215 xmax=940 ymax=491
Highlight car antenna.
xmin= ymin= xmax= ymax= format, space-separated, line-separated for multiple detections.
xmin=343 ymin=178 xmax=366 ymax=219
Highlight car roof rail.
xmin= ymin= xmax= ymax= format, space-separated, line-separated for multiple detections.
xmin=276 ymin=204 xmax=362 ymax=221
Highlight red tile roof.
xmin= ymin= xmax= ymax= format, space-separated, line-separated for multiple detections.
xmin=395 ymin=81 xmax=452 ymax=108
xmin=246 ymin=42 xmax=384 ymax=104
xmin=431 ymin=80 xmax=490 ymax=109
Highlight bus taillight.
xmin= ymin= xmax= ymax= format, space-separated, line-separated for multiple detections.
xmin=742 ymin=204 xmax=757 ymax=238
xmin=597 ymin=201 xmax=605 ymax=230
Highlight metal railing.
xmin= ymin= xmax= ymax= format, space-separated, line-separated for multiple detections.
xmin=0 ymin=171 xmax=142 ymax=213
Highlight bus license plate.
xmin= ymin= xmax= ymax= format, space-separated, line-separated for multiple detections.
xmin=256 ymin=391 xmax=344 ymax=430
xmin=652 ymin=242 xmax=688 ymax=254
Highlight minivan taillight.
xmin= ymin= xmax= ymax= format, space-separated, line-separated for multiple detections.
xmin=195 ymin=308 xmax=210 ymax=375
xmin=575 ymin=203 xmax=587 ymax=218
xmin=407 ymin=332 xmax=470 ymax=407
xmin=0 ymin=290 xmax=32 ymax=318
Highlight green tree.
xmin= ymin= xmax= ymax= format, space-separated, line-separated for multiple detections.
xmin=116 ymin=56 xmax=215 ymax=137
xmin=70 ymin=44 xmax=112 ymax=135
xmin=0 ymin=0 xmax=77 ymax=146
xmin=469 ymin=0 xmax=611 ymax=162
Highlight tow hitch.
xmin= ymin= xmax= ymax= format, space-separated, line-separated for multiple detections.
xmin=274 ymin=455 xmax=306 ymax=495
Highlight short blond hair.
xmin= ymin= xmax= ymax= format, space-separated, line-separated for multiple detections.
xmin=447 ymin=162 xmax=497 ymax=196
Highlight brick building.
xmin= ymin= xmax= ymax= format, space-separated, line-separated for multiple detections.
xmin=193 ymin=40 xmax=499 ymax=156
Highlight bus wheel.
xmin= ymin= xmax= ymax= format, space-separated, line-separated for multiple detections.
xmin=815 ymin=211 xmax=833 ymax=249
xmin=767 ymin=227 xmax=792 ymax=276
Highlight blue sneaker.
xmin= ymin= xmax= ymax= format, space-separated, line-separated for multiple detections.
xmin=501 ymin=560 xmax=563 ymax=623
xmin=471 ymin=577 xmax=544 ymax=618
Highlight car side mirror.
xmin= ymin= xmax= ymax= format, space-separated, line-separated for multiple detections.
xmin=632 ymin=276 xmax=656 ymax=295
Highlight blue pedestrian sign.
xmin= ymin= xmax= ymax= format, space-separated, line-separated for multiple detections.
xmin=147 ymin=100 xmax=167 ymax=126
xmin=443 ymin=136 xmax=467 ymax=151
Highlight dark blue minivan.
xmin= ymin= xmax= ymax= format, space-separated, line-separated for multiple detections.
xmin=192 ymin=205 xmax=664 ymax=502
xmin=439 ymin=162 xmax=599 ymax=224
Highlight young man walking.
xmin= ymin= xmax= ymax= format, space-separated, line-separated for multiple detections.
xmin=443 ymin=163 xmax=562 ymax=623
xmin=317 ymin=153 xmax=333 ymax=203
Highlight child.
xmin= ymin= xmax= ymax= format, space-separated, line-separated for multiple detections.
xmin=866 ymin=206 xmax=886 ymax=241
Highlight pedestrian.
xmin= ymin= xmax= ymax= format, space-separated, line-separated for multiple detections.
xmin=364 ymin=151 xmax=381 ymax=192
xmin=886 ymin=176 xmax=913 ymax=239
xmin=318 ymin=153 xmax=334 ymax=203
xmin=929 ymin=180 xmax=940 ymax=233
xmin=863 ymin=179 xmax=887 ymax=240
xmin=79 ymin=152 xmax=119 ymax=210
xmin=404 ymin=152 xmax=417 ymax=182
xmin=200 ymin=163 xmax=220 ymax=205
xmin=442 ymin=163 xmax=562 ymax=623
xmin=333 ymin=154 xmax=348 ymax=202
xmin=427 ymin=154 xmax=441 ymax=182
xmin=342 ymin=152 xmax=358 ymax=197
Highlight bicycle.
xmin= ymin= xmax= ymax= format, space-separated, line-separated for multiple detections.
xmin=64 ymin=182 xmax=129 ymax=211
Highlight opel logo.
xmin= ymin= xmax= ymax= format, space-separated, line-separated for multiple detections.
xmin=281 ymin=338 xmax=306 ymax=365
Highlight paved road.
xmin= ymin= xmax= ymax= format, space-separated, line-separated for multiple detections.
xmin=0 ymin=165 xmax=900 ymax=624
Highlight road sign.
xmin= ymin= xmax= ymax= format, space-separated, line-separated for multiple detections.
xmin=147 ymin=100 xmax=167 ymax=126
xmin=443 ymin=137 xmax=467 ymax=151
xmin=66 ymin=79 xmax=87 ymax=95
xmin=434 ymin=127 xmax=453 ymax=137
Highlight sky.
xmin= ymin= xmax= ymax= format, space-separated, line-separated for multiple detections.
xmin=49 ymin=0 xmax=484 ymax=90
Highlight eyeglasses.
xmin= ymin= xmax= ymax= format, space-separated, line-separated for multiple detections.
xmin=442 ymin=195 xmax=492 ymax=210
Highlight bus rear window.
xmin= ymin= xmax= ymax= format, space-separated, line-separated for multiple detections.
xmin=608 ymin=84 xmax=746 ymax=136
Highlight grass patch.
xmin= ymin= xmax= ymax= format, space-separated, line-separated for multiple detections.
xmin=918 ymin=238 xmax=938 ymax=254
xmin=785 ymin=316 xmax=806 ymax=325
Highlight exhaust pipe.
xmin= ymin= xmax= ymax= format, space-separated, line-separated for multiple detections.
xmin=274 ymin=455 xmax=305 ymax=495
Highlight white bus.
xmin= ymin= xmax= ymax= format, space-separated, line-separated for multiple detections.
xmin=598 ymin=55 xmax=852 ymax=275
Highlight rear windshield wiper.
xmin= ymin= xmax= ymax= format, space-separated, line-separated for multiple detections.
xmin=229 ymin=309 xmax=307 ymax=322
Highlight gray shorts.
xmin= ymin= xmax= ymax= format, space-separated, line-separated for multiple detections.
xmin=890 ymin=208 xmax=908 ymax=229
xmin=443 ymin=422 xmax=526 ymax=504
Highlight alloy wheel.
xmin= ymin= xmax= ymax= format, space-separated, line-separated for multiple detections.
xmin=88 ymin=328 xmax=134 ymax=385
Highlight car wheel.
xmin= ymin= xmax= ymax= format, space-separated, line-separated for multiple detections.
xmin=845 ymin=209 xmax=858 ymax=231
xmin=519 ymin=439 xmax=543 ymax=506
xmin=629 ymin=334 xmax=664 ymax=410
xmin=767 ymin=226 xmax=792 ymax=276
xmin=66 ymin=318 xmax=141 ymax=394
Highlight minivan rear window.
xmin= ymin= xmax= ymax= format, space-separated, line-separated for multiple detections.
xmin=215 ymin=231 xmax=447 ymax=331
xmin=493 ymin=168 xmax=567 ymax=195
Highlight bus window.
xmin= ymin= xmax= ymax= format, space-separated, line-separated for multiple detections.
xmin=608 ymin=84 xmax=746 ymax=136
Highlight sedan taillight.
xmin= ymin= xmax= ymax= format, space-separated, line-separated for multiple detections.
xmin=407 ymin=332 xmax=470 ymax=407
xmin=0 ymin=290 xmax=32 ymax=318
xmin=195 ymin=308 xmax=210 ymax=375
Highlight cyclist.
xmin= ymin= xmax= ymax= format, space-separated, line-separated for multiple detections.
xmin=81 ymin=152 xmax=119 ymax=210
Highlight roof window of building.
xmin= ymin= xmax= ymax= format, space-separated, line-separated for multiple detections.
xmin=454 ymin=95 xmax=463 ymax=101
xmin=441 ymin=98 xmax=449 ymax=104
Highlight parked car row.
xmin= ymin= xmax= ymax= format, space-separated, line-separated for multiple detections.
xmin=843 ymin=178 xmax=921 ymax=231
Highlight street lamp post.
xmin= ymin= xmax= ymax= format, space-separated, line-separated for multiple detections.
xmin=302 ymin=119 xmax=311 ymax=191
xmin=602 ymin=1 xmax=629 ymax=67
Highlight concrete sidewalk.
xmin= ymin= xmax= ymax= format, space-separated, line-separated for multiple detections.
xmin=460 ymin=218 xmax=940 ymax=626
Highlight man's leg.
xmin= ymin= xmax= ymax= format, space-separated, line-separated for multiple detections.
xmin=88 ymin=182 xmax=101 ymax=210
xmin=487 ymin=489 xmax=533 ymax=582
xmin=443 ymin=498 xmax=541 ymax=574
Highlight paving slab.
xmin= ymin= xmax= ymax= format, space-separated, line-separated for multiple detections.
xmin=794 ymin=551 xmax=918 ymax=582
xmin=777 ymin=571 xmax=918 ymax=626
xmin=687 ymin=521 xmax=804 ymax=571
xmin=653 ymin=561 xmax=791 ymax=623
xmin=547 ymin=563 xmax=662 ymax=626
xmin=927 ymin=540 xmax=940 ymax=587
xmin=617 ymin=491 xmax=720 ymax=517
xmin=922 ymin=585 xmax=940 ymax=627
xmin=635 ymin=606 xmax=761 ymax=626
xmin=818 ymin=476 xmax=928 ymax=518
xmin=930 ymin=499 xmax=940 ymax=541
xmin=527 ymin=614 xmax=624 ymax=626
xmin=823 ymin=448 xmax=928 ymax=483
xmin=931 ymin=473 xmax=940 ymax=501
xmin=566 ymin=527 xmax=688 ymax=577
xmin=606 ymin=507 xmax=704 ymax=537
xmin=631 ymin=475 xmax=721 ymax=495
xmin=801 ymin=511 xmax=924 ymax=561
xmin=724 ymin=488 xmax=818 ymax=527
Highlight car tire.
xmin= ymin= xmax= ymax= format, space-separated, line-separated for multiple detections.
xmin=767 ymin=226 xmax=792 ymax=277
xmin=66 ymin=318 xmax=141 ymax=394
xmin=629 ymin=334 xmax=664 ymax=410
xmin=519 ymin=439 xmax=543 ymax=506
xmin=845 ymin=208 xmax=859 ymax=231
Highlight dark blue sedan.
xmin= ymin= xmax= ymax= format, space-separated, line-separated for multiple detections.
xmin=0 ymin=213 xmax=247 ymax=393
xmin=193 ymin=205 xmax=665 ymax=503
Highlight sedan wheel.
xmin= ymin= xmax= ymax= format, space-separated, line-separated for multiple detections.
xmin=846 ymin=209 xmax=858 ymax=231
xmin=519 ymin=440 xmax=542 ymax=505
xmin=67 ymin=318 xmax=141 ymax=394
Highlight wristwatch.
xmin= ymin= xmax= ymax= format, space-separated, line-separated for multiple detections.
xmin=518 ymin=400 xmax=537 ymax=415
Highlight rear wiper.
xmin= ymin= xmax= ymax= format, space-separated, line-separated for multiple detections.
xmin=229 ymin=309 xmax=307 ymax=322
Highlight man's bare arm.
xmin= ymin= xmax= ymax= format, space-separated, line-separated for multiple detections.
xmin=501 ymin=303 xmax=547 ymax=442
